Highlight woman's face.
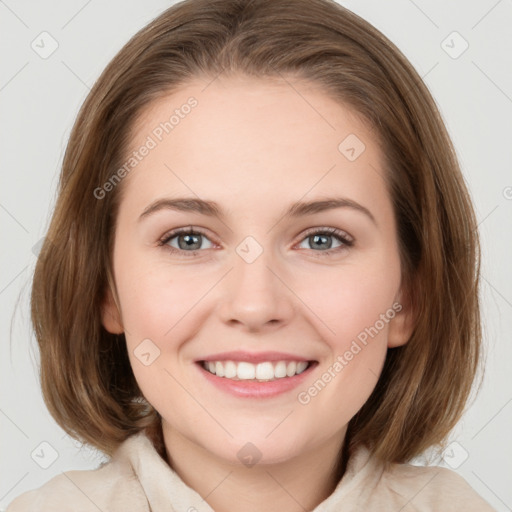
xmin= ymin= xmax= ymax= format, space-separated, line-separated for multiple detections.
xmin=102 ymin=75 xmax=412 ymax=466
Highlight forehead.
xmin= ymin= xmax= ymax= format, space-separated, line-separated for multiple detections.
xmin=118 ymin=74 xmax=390 ymax=221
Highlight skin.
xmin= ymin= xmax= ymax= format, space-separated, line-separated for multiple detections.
xmin=102 ymin=74 xmax=414 ymax=512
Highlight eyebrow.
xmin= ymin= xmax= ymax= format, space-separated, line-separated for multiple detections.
xmin=138 ymin=196 xmax=376 ymax=225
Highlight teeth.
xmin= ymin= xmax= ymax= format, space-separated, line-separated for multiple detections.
xmin=256 ymin=362 xmax=274 ymax=380
xmin=215 ymin=361 xmax=225 ymax=377
xmin=274 ymin=361 xmax=287 ymax=378
xmin=202 ymin=360 xmax=310 ymax=381
xmin=224 ymin=361 xmax=237 ymax=379
xmin=286 ymin=361 xmax=297 ymax=377
xmin=237 ymin=362 xmax=255 ymax=380
xmin=297 ymin=361 xmax=308 ymax=374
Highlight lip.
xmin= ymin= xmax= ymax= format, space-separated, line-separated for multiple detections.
xmin=197 ymin=351 xmax=312 ymax=364
xmin=195 ymin=353 xmax=318 ymax=399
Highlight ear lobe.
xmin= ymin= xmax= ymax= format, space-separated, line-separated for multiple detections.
xmin=101 ymin=286 xmax=124 ymax=334
xmin=387 ymin=287 xmax=416 ymax=348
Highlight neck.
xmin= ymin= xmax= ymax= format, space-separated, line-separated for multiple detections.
xmin=160 ymin=422 xmax=348 ymax=512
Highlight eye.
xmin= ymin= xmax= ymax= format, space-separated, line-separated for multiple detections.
xmin=159 ymin=227 xmax=215 ymax=254
xmin=296 ymin=227 xmax=353 ymax=256
xmin=158 ymin=226 xmax=354 ymax=257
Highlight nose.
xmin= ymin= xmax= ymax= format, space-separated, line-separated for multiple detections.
xmin=217 ymin=244 xmax=295 ymax=332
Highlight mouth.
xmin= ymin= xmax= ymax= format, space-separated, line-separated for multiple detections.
xmin=200 ymin=359 xmax=313 ymax=382
xmin=195 ymin=352 xmax=318 ymax=398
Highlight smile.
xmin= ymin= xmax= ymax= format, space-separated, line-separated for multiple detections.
xmin=196 ymin=351 xmax=318 ymax=398
xmin=201 ymin=360 xmax=310 ymax=381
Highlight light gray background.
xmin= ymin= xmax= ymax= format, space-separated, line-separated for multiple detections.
xmin=1 ymin=0 xmax=511 ymax=510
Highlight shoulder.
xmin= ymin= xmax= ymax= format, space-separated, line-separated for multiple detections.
xmin=6 ymin=444 xmax=149 ymax=512
xmin=342 ymin=446 xmax=496 ymax=511
xmin=377 ymin=460 xmax=496 ymax=511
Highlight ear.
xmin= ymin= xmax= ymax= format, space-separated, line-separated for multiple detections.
xmin=387 ymin=284 xmax=416 ymax=348
xmin=101 ymin=286 xmax=124 ymax=334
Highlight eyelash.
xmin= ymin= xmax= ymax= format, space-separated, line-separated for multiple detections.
xmin=158 ymin=226 xmax=354 ymax=258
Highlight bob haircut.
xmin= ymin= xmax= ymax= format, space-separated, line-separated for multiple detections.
xmin=31 ymin=0 xmax=482 ymax=465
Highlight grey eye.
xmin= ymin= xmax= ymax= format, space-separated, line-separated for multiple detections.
xmin=167 ymin=232 xmax=214 ymax=251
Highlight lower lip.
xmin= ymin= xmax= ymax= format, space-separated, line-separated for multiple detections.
xmin=196 ymin=362 xmax=317 ymax=399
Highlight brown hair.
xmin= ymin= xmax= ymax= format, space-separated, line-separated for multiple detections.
xmin=31 ymin=0 xmax=482 ymax=465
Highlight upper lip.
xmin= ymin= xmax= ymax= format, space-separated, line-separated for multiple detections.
xmin=197 ymin=351 xmax=315 ymax=364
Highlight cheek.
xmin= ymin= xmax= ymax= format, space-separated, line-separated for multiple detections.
xmin=302 ymin=264 xmax=400 ymax=417
xmin=114 ymin=251 xmax=202 ymax=341
xmin=292 ymin=256 xmax=400 ymax=408
xmin=293 ymin=257 xmax=401 ymax=345
xmin=115 ymin=260 xmax=197 ymax=411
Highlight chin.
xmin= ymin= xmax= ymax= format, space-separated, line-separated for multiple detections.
xmin=216 ymin=432 xmax=310 ymax=467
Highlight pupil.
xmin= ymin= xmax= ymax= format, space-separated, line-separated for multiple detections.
xmin=311 ymin=234 xmax=332 ymax=250
xmin=179 ymin=233 xmax=201 ymax=250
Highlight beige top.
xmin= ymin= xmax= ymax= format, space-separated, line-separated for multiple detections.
xmin=7 ymin=431 xmax=495 ymax=511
